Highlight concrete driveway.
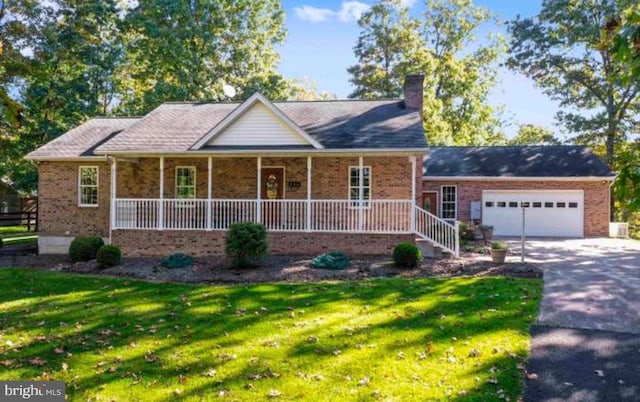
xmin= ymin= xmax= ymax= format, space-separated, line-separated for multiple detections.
xmin=513 ymin=238 xmax=640 ymax=401
xmin=517 ymin=238 xmax=640 ymax=334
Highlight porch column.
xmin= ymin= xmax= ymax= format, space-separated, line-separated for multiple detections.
xmin=410 ymin=155 xmax=416 ymax=233
xmin=358 ymin=155 xmax=364 ymax=232
xmin=256 ymin=156 xmax=262 ymax=223
xmin=158 ymin=156 xmax=164 ymax=230
xmin=207 ymin=156 xmax=212 ymax=230
xmin=109 ymin=157 xmax=117 ymax=241
xmin=306 ymin=156 xmax=312 ymax=232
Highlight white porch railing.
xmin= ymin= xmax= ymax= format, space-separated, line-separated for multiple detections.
xmin=113 ymin=198 xmax=459 ymax=256
xmin=413 ymin=205 xmax=459 ymax=256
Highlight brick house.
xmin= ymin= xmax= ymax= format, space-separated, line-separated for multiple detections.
xmin=26 ymin=75 xmax=614 ymax=257
xmin=27 ymin=76 xmax=461 ymax=256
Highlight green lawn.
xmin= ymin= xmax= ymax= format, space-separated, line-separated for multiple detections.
xmin=0 ymin=269 xmax=541 ymax=401
xmin=0 ymin=225 xmax=30 ymax=235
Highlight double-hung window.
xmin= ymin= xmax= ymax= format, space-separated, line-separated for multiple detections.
xmin=175 ymin=167 xmax=196 ymax=199
xmin=78 ymin=166 xmax=99 ymax=207
xmin=349 ymin=166 xmax=371 ymax=206
xmin=440 ymin=185 xmax=457 ymax=220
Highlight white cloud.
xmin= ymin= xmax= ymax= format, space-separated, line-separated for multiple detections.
xmin=398 ymin=0 xmax=417 ymax=8
xmin=294 ymin=1 xmax=370 ymax=23
xmin=337 ymin=1 xmax=370 ymax=22
xmin=294 ymin=6 xmax=334 ymax=23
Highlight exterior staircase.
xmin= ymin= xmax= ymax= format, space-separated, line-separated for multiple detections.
xmin=413 ymin=205 xmax=459 ymax=257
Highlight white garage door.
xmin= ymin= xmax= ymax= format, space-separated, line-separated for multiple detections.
xmin=482 ymin=190 xmax=584 ymax=237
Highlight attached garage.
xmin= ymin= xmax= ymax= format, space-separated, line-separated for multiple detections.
xmin=482 ymin=190 xmax=584 ymax=237
xmin=422 ymin=146 xmax=616 ymax=237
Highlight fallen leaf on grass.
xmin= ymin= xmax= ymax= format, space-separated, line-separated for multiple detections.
xmin=0 ymin=360 xmax=15 ymax=367
xmin=526 ymin=373 xmax=538 ymax=381
xmin=53 ymin=347 xmax=64 ymax=354
xmin=29 ymin=357 xmax=47 ymax=366
xmin=266 ymin=389 xmax=281 ymax=398
xmin=202 ymin=369 xmax=217 ymax=377
xmin=61 ymin=362 xmax=68 ymax=372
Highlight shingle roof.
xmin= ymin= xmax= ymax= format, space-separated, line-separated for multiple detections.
xmin=26 ymin=118 xmax=140 ymax=159
xmin=95 ymin=99 xmax=426 ymax=153
xmin=424 ymin=146 xmax=615 ymax=178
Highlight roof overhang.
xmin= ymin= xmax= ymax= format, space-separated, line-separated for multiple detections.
xmin=24 ymin=155 xmax=107 ymax=162
xmin=91 ymin=148 xmax=428 ymax=158
xmin=423 ymin=175 xmax=617 ymax=181
xmin=190 ymin=92 xmax=324 ymax=150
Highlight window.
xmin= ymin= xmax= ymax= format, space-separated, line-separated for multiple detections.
xmin=441 ymin=186 xmax=457 ymax=219
xmin=569 ymin=202 xmax=578 ymax=208
xmin=485 ymin=201 xmax=494 ymax=207
xmin=533 ymin=202 xmax=542 ymax=208
xmin=544 ymin=202 xmax=554 ymax=208
xmin=521 ymin=202 xmax=530 ymax=208
xmin=176 ymin=167 xmax=196 ymax=199
xmin=556 ymin=202 xmax=566 ymax=208
xmin=349 ymin=166 xmax=371 ymax=205
xmin=78 ymin=166 xmax=99 ymax=206
xmin=497 ymin=202 xmax=507 ymax=208
xmin=509 ymin=202 xmax=518 ymax=208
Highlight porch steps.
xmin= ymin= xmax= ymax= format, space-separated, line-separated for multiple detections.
xmin=415 ymin=238 xmax=453 ymax=260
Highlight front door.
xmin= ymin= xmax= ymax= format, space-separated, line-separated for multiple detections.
xmin=422 ymin=192 xmax=437 ymax=215
xmin=261 ymin=167 xmax=284 ymax=200
xmin=261 ymin=167 xmax=284 ymax=228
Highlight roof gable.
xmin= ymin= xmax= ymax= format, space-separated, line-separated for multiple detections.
xmin=192 ymin=93 xmax=323 ymax=149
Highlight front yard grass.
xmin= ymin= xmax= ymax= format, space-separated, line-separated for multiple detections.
xmin=0 ymin=269 xmax=541 ymax=401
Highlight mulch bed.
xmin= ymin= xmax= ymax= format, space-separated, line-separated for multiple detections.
xmin=1 ymin=252 xmax=542 ymax=283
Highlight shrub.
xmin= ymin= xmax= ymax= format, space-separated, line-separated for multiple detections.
xmin=491 ymin=241 xmax=508 ymax=250
xmin=0 ymin=237 xmax=3 ymax=248
xmin=392 ymin=242 xmax=422 ymax=269
xmin=225 ymin=222 xmax=268 ymax=268
xmin=161 ymin=252 xmax=194 ymax=269
xmin=311 ymin=251 xmax=350 ymax=270
xmin=97 ymin=245 xmax=122 ymax=268
xmin=459 ymin=222 xmax=476 ymax=241
xmin=69 ymin=236 xmax=105 ymax=262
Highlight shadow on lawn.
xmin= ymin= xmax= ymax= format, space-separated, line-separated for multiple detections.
xmin=0 ymin=269 xmax=540 ymax=401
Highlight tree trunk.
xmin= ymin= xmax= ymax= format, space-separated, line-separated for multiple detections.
xmin=606 ymin=113 xmax=617 ymax=220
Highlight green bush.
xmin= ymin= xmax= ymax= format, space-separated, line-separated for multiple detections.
xmin=311 ymin=251 xmax=350 ymax=270
xmin=225 ymin=222 xmax=268 ymax=268
xmin=0 ymin=237 xmax=3 ymax=248
xmin=161 ymin=253 xmax=194 ymax=269
xmin=69 ymin=236 xmax=104 ymax=262
xmin=392 ymin=242 xmax=422 ymax=269
xmin=458 ymin=222 xmax=476 ymax=241
xmin=97 ymin=245 xmax=122 ymax=268
xmin=491 ymin=241 xmax=508 ymax=250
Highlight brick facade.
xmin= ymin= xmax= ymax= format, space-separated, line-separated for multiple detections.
xmin=38 ymin=161 xmax=111 ymax=237
xmin=422 ymin=179 xmax=610 ymax=236
xmin=38 ymin=155 xmax=421 ymax=255
xmin=115 ymin=156 xmax=418 ymax=200
xmin=111 ymin=230 xmax=414 ymax=257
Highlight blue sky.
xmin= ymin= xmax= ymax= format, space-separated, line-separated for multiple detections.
xmin=277 ymin=0 xmax=562 ymax=138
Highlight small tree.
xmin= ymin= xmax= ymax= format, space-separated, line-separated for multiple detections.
xmin=225 ymin=222 xmax=268 ymax=268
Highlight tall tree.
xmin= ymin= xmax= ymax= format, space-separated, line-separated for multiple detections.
xmin=347 ymin=0 xmax=506 ymax=145
xmin=420 ymin=0 xmax=506 ymax=145
xmin=508 ymin=0 xmax=640 ymax=168
xmin=509 ymin=124 xmax=561 ymax=145
xmin=347 ymin=0 xmax=423 ymax=99
xmin=116 ymin=0 xmax=288 ymax=114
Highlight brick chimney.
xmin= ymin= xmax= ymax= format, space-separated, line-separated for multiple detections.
xmin=403 ymin=74 xmax=424 ymax=112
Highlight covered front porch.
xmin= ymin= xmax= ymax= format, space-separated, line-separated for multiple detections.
xmin=110 ymin=154 xmax=418 ymax=233
xmin=108 ymin=154 xmax=458 ymax=256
